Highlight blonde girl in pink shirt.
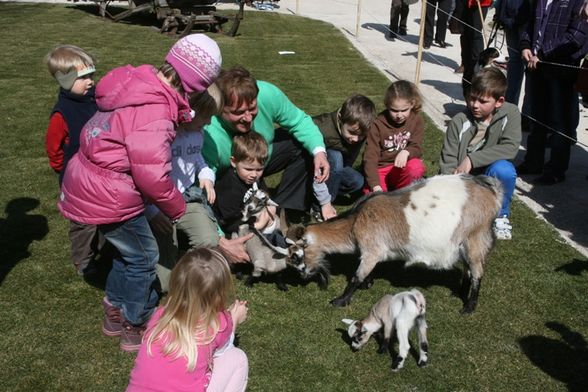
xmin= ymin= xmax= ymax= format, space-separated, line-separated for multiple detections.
xmin=127 ymin=248 xmax=249 ymax=392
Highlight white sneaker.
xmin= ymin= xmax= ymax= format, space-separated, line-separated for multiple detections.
xmin=493 ymin=216 xmax=512 ymax=240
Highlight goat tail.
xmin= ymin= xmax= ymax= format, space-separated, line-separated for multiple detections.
xmin=407 ymin=289 xmax=427 ymax=316
xmin=471 ymin=174 xmax=504 ymax=209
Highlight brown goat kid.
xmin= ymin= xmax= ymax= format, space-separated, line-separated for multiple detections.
xmin=290 ymin=174 xmax=503 ymax=313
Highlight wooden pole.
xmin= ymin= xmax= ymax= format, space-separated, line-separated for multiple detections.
xmin=476 ymin=0 xmax=487 ymax=47
xmin=355 ymin=0 xmax=362 ymax=37
xmin=415 ymin=0 xmax=427 ymax=84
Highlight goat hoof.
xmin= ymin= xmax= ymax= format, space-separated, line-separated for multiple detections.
xmin=391 ymin=357 xmax=405 ymax=372
xmin=235 ymin=271 xmax=244 ymax=280
xmin=277 ymin=283 xmax=289 ymax=291
xmin=417 ymin=359 xmax=428 ymax=367
xmin=359 ymin=279 xmax=374 ymax=290
xmin=330 ymin=297 xmax=350 ymax=307
xmin=459 ymin=304 xmax=475 ymax=314
xmin=245 ymin=276 xmax=255 ymax=288
xmin=377 ymin=346 xmax=388 ymax=354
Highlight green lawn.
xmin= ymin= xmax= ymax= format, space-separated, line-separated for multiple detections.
xmin=0 ymin=3 xmax=587 ymax=392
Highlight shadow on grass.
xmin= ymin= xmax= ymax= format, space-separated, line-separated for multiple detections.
xmin=324 ymin=253 xmax=463 ymax=299
xmin=555 ymin=258 xmax=588 ymax=276
xmin=519 ymin=322 xmax=588 ymax=392
xmin=0 ymin=198 xmax=48 ymax=285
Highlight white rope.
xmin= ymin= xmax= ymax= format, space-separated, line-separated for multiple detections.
xmin=355 ymin=0 xmax=588 ymax=147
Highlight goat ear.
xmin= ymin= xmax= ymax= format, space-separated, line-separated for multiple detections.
xmin=341 ymin=318 xmax=355 ymax=326
xmin=285 ymin=237 xmax=295 ymax=246
xmin=268 ymin=199 xmax=279 ymax=208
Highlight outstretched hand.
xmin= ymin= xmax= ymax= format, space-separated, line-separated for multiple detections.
xmin=229 ymin=299 xmax=249 ymax=328
xmin=219 ymin=234 xmax=253 ymax=264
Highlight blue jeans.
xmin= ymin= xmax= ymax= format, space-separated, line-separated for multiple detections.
xmin=325 ymin=149 xmax=365 ymax=200
xmin=483 ymin=160 xmax=516 ymax=217
xmin=101 ymin=214 xmax=159 ymax=326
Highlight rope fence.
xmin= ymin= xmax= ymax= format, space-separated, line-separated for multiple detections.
xmin=291 ymin=0 xmax=588 ymax=149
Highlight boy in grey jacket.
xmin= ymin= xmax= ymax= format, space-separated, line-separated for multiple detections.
xmin=439 ymin=68 xmax=522 ymax=239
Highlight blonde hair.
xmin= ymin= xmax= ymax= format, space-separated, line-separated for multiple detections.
xmin=146 ymin=248 xmax=234 ymax=371
xmin=45 ymin=45 xmax=95 ymax=76
xmin=384 ymin=80 xmax=422 ymax=114
xmin=189 ymin=82 xmax=224 ymax=120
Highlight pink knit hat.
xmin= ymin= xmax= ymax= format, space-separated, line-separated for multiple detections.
xmin=165 ymin=34 xmax=222 ymax=94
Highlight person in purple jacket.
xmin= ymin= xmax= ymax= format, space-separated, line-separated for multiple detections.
xmin=516 ymin=0 xmax=588 ymax=184
xmin=58 ymin=34 xmax=222 ymax=352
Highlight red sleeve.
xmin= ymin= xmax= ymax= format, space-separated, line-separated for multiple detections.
xmin=45 ymin=112 xmax=69 ymax=173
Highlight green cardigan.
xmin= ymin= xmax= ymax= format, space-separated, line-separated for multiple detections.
xmin=202 ymin=80 xmax=325 ymax=173
xmin=439 ymin=102 xmax=522 ymax=174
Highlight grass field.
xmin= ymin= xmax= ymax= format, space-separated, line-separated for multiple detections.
xmin=0 ymin=3 xmax=587 ymax=391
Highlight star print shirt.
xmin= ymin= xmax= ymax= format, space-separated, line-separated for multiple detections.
xmin=362 ymin=110 xmax=424 ymax=189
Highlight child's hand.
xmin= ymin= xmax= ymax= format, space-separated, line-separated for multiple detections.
xmin=229 ymin=299 xmax=249 ymax=327
xmin=253 ymin=206 xmax=277 ymax=230
xmin=200 ymin=179 xmax=216 ymax=204
xmin=321 ymin=203 xmax=337 ymax=221
xmin=453 ymin=157 xmax=472 ymax=174
xmin=394 ymin=150 xmax=409 ymax=168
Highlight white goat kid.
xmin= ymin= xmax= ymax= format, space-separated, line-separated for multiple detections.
xmin=234 ymin=184 xmax=300 ymax=291
xmin=290 ymin=174 xmax=503 ymax=313
xmin=342 ymin=289 xmax=428 ymax=371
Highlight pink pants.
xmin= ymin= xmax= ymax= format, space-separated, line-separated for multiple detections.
xmin=364 ymin=158 xmax=426 ymax=192
xmin=207 ymin=347 xmax=249 ymax=392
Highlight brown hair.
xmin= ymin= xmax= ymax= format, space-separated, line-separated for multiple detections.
xmin=232 ymin=131 xmax=268 ymax=165
xmin=470 ymin=67 xmax=507 ymax=101
xmin=384 ymin=80 xmax=422 ymax=113
xmin=216 ymin=66 xmax=259 ymax=108
xmin=339 ymin=94 xmax=376 ymax=136
xmin=159 ymin=62 xmax=185 ymax=96
xmin=45 ymin=45 xmax=95 ymax=76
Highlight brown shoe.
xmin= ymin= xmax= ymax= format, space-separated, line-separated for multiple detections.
xmin=102 ymin=297 xmax=123 ymax=337
xmin=120 ymin=321 xmax=146 ymax=353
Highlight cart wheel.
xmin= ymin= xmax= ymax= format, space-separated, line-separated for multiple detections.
xmin=178 ymin=18 xmax=195 ymax=38
xmin=216 ymin=0 xmax=245 ymax=37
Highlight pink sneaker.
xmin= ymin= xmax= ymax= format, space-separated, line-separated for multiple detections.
xmin=102 ymin=297 xmax=123 ymax=337
xmin=120 ymin=321 xmax=146 ymax=353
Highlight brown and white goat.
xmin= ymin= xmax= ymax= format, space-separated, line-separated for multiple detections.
xmin=290 ymin=174 xmax=502 ymax=313
xmin=234 ymin=185 xmax=308 ymax=290
xmin=342 ymin=289 xmax=428 ymax=371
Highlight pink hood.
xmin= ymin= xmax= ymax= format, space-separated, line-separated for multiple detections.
xmin=59 ymin=65 xmax=187 ymax=224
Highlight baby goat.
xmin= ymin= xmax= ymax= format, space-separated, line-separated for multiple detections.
xmin=342 ymin=289 xmax=428 ymax=371
xmin=290 ymin=174 xmax=502 ymax=313
xmin=235 ymin=185 xmax=301 ymax=291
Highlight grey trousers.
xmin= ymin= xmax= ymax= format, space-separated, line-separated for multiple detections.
xmin=155 ymin=202 xmax=219 ymax=292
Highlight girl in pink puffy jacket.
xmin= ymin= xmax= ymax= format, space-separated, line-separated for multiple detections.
xmin=58 ymin=34 xmax=222 ymax=352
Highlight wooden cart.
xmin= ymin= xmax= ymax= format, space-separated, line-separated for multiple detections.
xmin=70 ymin=0 xmax=246 ymax=37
